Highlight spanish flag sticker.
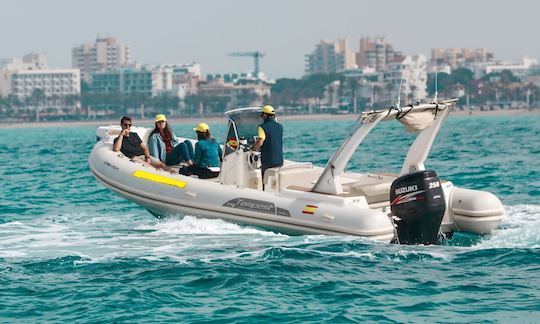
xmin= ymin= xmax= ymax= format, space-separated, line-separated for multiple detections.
xmin=132 ymin=170 xmax=187 ymax=189
xmin=302 ymin=205 xmax=318 ymax=215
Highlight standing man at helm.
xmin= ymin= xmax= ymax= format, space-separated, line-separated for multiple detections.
xmin=252 ymin=105 xmax=283 ymax=188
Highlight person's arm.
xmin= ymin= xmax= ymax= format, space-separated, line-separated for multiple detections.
xmin=252 ymin=126 xmax=265 ymax=151
xmin=140 ymin=143 xmax=153 ymax=163
xmin=113 ymin=129 xmax=129 ymax=152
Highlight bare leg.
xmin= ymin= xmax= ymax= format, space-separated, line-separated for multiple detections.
xmin=131 ymin=156 xmax=145 ymax=163
xmin=153 ymin=160 xmax=174 ymax=172
xmin=132 ymin=156 xmax=174 ymax=172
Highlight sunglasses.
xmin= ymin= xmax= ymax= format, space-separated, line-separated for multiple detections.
xmin=123 ymin=123 xmax=132 ymax=127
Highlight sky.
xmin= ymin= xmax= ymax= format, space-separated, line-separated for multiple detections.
xmin=1 ymin=0 xmax=539 ymax=78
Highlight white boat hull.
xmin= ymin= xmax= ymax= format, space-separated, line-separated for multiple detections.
xmin=90 ymin=139 xmax=504 ymax=243
xmin=90 ymin=141 xmax=396 ymax=242
xmin=91 ymin=101 xmax=505 ymax=243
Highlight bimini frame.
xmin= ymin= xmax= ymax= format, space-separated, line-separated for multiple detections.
xmin=312 ymin=99 xmax=458 ymax=195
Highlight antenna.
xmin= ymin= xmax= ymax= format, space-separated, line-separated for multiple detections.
xmin=396 ymin=78 xmax=404 ymax=108
xmin=434 ymin=71 xmax=438 ymax=102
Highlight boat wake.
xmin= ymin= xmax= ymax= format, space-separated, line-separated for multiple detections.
xmin=0 ymin=205 xmax=537 ymax=263
xmin=472 ymin=204 xmax=540 ymax=249
xmin=136 ymin=215 xmax=282 ymax=236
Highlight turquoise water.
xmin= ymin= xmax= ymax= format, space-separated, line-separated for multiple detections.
xmin=1 ymin=115 xmax=539 ymax=322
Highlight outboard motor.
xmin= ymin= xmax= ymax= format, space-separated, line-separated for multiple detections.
xmin=390 ymin=170 xmax=445 ymax=245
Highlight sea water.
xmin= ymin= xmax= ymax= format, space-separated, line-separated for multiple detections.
xmin=0 ymin=114 xmax=539 ymax=322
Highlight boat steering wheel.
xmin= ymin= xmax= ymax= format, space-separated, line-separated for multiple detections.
xmin=248 ymin=151 xmax=261 ymax=169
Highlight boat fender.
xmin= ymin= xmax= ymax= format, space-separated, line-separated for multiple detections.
xmin=390 ymin=170 xmax=446 ymax=245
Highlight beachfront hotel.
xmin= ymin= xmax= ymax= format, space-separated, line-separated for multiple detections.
xmin=0 ymin=53 xmax=80 ymax=100
xmin=11 ymin=69 xmax=80 ymax=98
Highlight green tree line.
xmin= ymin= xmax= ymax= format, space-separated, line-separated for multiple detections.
xmin=2 ymin=68 xmax=539 ymax=121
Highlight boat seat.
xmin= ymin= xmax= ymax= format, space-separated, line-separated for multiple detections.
xmin=350 ymin=181 xmax=391 ymax=204
xmin=263 ymin=167 xmax=281 ymax=191
xmin=107 ymin=129 xmax=121 ymax=137
xmin=286 ymin=184 xmax=312 ymax=192
xmin=263 ymin=162 xmax=312 ymax=188
xmin=278 ymin=166 xmax=319 ymax=193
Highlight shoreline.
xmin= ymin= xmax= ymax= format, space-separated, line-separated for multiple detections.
xmin=0 ymin=108 xmax=538 ymax=129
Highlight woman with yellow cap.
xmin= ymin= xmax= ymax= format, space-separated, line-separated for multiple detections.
xmin=179 ymin=123 xmax=223 ymax=179
xmin=148 ymin=114 xmax=194 ymax=166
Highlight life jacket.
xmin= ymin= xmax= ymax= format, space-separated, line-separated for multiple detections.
xmin=260 ymin=118 xmax=283 ymax=167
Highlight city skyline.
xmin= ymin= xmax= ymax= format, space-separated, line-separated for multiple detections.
xmin=2 ymin=0 xmax=539 ymax=78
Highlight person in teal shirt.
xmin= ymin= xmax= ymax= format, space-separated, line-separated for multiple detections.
xmin=180 ymin=123 xmax=223 ymax=179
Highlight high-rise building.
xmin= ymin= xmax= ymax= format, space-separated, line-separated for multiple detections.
xmin=72 ymin=37 xmax=132 ymax=83
xmin=305 ymin=39 xmax=356 ymax=75
xmin=357 ymin=37 xmax=402 ymax=71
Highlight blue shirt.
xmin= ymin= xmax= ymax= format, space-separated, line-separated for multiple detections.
xmin=194 ymin=138 xmax=223 ymax=168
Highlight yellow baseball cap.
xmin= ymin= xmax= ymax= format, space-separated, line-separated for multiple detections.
xmin=261 ymin=105 xmax=275 ymax=115
xmin=193 ymin=122 xmax=210 ymax=132
xmin=155 ymin=114 xmax=167 ymax=122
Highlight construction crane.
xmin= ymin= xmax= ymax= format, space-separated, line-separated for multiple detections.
xmin=227 ymin=51 xmax=265 ymax=75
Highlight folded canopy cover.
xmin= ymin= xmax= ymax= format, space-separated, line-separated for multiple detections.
xmin=398 ymin=109 xmax=436 ymax=133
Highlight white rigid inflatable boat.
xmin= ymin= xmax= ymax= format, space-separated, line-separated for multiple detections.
xmin=89 ymin=99 xmax=505 ymax=244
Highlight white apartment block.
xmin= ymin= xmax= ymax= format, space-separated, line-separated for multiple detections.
xmin=153 ymin=65 xmax=174 ymax=95
xmin=11 ymin=69 xmax=80 ymax=98
xmin=464 ymin=56 xmax=538 ymax=80
xmin=72 ymin=37 xmax=132 ymax=83
xmin=0 ymin=53 xmax=80 ymax=101
xmin=386 ymin=54 xmax=428 ymax=102
xmin=161 ymin=63 xmax=202 ymax=98
xmin=484 ymin=57 xmax=537 ymax=79
xmin=0 ymin=53 xmax=49 ymax=97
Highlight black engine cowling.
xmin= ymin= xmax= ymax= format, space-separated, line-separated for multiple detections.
xmin=390 ymin=170 xmax=446 ymax=245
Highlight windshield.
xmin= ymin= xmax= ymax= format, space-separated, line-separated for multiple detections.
xmin=223 ymin=107 xmax=261 ymax=155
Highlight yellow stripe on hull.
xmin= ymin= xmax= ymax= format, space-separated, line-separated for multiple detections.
xmin=132 ymin=170 xmax=187 ymax=189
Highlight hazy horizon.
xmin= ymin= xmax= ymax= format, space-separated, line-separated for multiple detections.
xmin=2 ymin=0 xmax=539 ymax=78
